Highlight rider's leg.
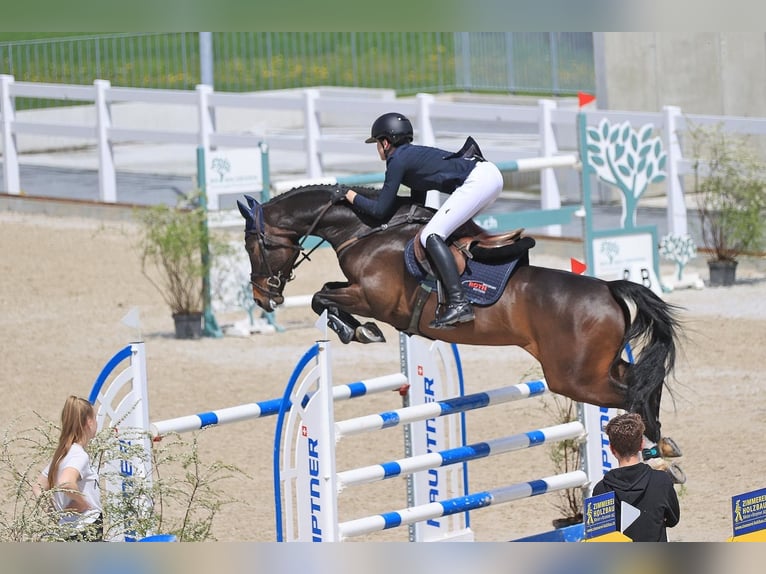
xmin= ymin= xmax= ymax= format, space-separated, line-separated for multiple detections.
xmin=420 ymin=161 xmax=503 ymax=329
xmin=423 ymin=161 xmax=504 ymax=236
xmin=424 ymin=233 xmax=474 ymax=328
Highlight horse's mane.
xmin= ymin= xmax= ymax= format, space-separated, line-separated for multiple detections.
xmin=272 ymin=183 xmax=433 ymax=230
xmin=275 ymin=183 xmax=381 ymax=203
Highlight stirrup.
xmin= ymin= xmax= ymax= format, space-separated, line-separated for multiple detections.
xmin=429 ymin=302 xmax=474 ymax=329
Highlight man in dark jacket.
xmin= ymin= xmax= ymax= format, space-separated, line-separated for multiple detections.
xmin=592 ymin=413 xmax=680 ymax=541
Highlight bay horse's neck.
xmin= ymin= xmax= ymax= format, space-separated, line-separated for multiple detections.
xmin=267 ymin=188 xmax=370 ymax=248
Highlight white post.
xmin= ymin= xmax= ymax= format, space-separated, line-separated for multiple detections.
xmin=416 ymin=92 xmax=435 ymax=146
xmin=91 ymin=342 xmax=153 ymax=541
xmin=663 ymin=105 xmax=688 ymax=236
xmin=196 ymin=83 xmax=213 ymax=153
xmin=579 ymin=403 xmax=619 ymax=498
xmin=303 ymin=88 xmax=322 ymax=178
xmin=538 ymin=99 xmax=562 ymax=236
xmin=417 ymin=93 xmax=443 ymax=208
xmin=295 ymin=340 xmax=340 ymax=541
xmin=0 ymin=74 xmax=20 ymax=195
xmin=94 ymin=79 xmax=116 ymax=203
xmin=402 ymin=334 xmax=471 ymax=542
xmin=196 ymin=84 xmax=215 ymax=207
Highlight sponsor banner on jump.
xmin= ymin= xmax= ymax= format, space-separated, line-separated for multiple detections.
xmin=583 ymin=491 xmax=617 ymax=539
xmin=732 ymin=487 xmax=766 ymax=537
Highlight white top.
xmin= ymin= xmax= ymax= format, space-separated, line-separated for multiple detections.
xmin=42 ymin=443 xmax=102 ymax=526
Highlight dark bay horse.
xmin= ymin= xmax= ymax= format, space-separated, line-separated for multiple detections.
xmin=237 ymin=185 xmax=683 ymax=448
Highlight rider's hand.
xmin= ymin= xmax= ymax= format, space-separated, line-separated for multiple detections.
xmin=331 ymin=188 xmax=347 ymax=204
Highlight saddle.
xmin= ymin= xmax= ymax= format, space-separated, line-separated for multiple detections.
xmin=412 ymin=227 xmax=534 ymax=277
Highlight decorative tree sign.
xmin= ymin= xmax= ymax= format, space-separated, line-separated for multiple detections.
xmin=659 ymin=233 xmax=705 ymax=290
xmin=579 ymin=114 xmax=668 ymax=295
xmin=585 ymin=119 xmax=667 ymax=229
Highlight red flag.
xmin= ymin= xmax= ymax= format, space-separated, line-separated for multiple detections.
xmin=570 ymin=258 xmax=587 ymax=275
xmin=578 ymin=92 xmax=596 ymax=108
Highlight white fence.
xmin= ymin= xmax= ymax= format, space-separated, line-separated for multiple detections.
xmin=2 ymin=74 xmax=766 ymax=236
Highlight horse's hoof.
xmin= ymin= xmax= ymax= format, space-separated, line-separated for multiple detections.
xmin=659 ymin=436 xmax=683 ymax=458
xmin=355 ymin=322 xmax=386 ymax=344
xmin=665 ymin=462 xmax=687 ymax=485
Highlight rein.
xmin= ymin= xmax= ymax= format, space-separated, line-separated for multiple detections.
xmin=335 ymin=204 xmax=431 ymax=260
xmin=293 ymin=200 xmax=334 ymax=268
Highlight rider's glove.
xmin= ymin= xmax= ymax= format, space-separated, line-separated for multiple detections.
xmin=331 ymin=188 xmax=348 ymax=204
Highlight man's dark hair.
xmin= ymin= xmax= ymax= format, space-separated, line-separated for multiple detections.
xmin=605 ymin=413 xmax=645 ymax=458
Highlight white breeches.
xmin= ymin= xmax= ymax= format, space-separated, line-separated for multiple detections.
xmin=420 ymin=161 xmax=504 ymax=246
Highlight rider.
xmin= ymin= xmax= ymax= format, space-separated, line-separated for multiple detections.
xmin=343 ymin=112 xmax=504 ymax=329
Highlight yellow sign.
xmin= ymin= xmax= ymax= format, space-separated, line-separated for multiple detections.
xmin=584 ymin=531 xmax=632 ymax=542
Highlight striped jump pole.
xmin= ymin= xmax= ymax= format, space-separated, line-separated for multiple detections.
xmin=338 ymin=470 xmax=588 ymax=540
xmin=88 ymin=340 xmax=408 ymax=440
xmin=337 ymin=421 xmax=585 ymax=490
xmin=150 ymin=371 xmax=407 ymax=439
xmin=494 ymin=154 xmax=578 ymax=173
xmin=335 ymin=380 xmax=548 ymax=439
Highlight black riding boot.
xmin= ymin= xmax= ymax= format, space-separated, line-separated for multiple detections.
xmin=425 ymin=234 xmax=474 ymax=328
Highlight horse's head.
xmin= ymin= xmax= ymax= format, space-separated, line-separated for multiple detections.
xmin=237 ymin=195 xmax=302 ymax=312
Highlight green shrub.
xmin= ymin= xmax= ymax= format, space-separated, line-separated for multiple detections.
xmin=689 ymin=123 xmax=766 ymax=262
xmin=0 ymin=416 xmax=244 ymax=542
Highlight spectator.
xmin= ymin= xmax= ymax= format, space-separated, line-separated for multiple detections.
xmin=33 ymin=395 xmax=103 ymax=541
xmin=592 ymin=412 xmax=680 ymax=541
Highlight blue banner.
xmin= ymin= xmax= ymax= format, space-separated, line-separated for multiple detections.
xmin=732 ymin=487 xmax=766 ymax=537
xmin=583 ymin=492 xmax=617 ymax=539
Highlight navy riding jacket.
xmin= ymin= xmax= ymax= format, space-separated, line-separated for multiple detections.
xmin=352 ymin=143 xmax=476 ymax=220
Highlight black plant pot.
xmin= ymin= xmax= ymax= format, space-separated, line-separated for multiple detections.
xmin=173 ymin=312 xmax=203 ymax=339
xmin=707 ymin=260 xmax=738 ymax=287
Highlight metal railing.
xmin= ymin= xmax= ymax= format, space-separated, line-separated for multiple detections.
xmin=0 ymin=32 xmax=595 ymax=109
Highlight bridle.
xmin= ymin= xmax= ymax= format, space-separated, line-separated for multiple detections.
xmin=245 ymin=192 xmax=430 ymax=304
xmin=246 ymin=200 xmax=334 ymax=301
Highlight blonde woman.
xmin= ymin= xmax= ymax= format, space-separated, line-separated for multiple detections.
xmin=34 ymin=395 xmax=103 ymax=541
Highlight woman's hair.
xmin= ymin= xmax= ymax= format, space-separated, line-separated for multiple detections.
xmin=47 ymin=396 xmax=95 ymax=490
xmin=604 ymin=412 xmax=645 ymax=459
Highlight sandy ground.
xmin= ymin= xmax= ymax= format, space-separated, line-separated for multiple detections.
xmin=2 ymin=209 xmax=765 ymax=543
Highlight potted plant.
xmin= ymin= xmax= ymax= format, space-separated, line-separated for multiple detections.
xmin=138 ymin=192 xmax=228 ymax=339
xmin=688 ymin=123 xmax=766 ymax=286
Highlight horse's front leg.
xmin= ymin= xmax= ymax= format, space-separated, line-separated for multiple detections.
xmin=311 ymin=281 xmax=386 ymax=344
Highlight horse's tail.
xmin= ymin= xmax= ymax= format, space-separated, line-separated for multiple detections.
xmin=607 ymin=280 xmax=682 ymax=442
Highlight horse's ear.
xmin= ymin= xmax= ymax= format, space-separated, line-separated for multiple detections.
xmin=244 ymin=194 xmax=259 ymax=208
xmin=237 ymin=199 xmax=253 ymax=222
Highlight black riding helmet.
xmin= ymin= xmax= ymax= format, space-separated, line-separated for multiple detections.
xmin=365 ymin=112 xmax=413 ymax=146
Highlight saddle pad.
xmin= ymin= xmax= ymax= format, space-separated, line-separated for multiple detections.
xmin=404 ymin=239 xmax=523 ymax=307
